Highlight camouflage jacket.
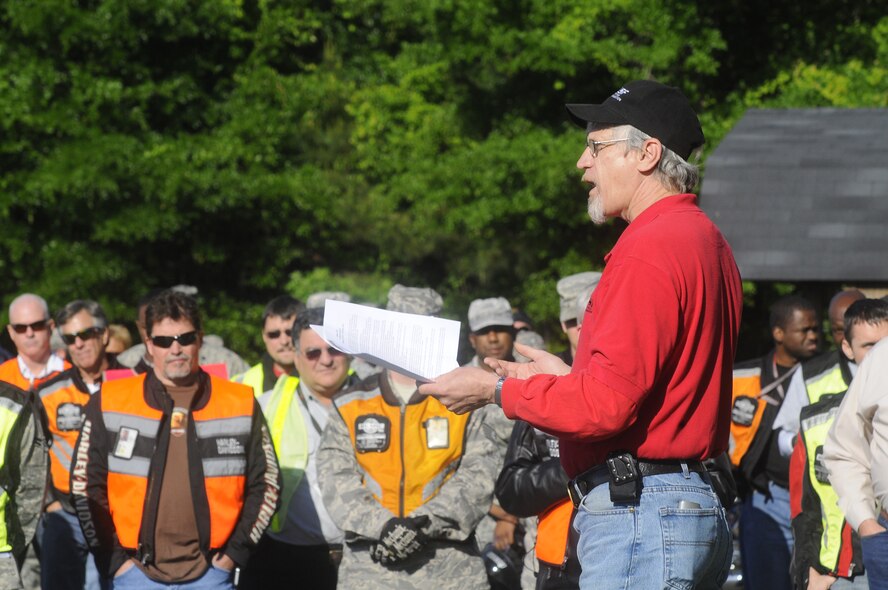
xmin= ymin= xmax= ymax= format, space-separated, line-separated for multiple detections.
xmin=317 ymin=372 xmax=497 ymax=588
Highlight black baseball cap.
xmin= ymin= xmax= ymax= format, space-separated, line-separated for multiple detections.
xmin=566 ymin=80 xmax=704 ymax=160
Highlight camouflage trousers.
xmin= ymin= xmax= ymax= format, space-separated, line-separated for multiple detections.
xmin=338 ymin=540 xmax=487 ymax=590
xmin=0 ymin=554 xmax=22 ymax=590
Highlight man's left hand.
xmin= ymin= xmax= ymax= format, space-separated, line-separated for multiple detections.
xmin=212 ymin=554 xmax=235 ymax=572
xmin=418 ymin=367 xmax=499 ymax=414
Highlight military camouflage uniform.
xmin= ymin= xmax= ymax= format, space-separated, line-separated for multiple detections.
xmin=317 ymin=375 xmax=498 ymax=589
xmin=0 ymin=384 xmax=49 ymax=590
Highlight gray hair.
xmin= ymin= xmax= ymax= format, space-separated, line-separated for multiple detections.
xmin=619 ymin=125 xmax=700 ymax=194
xmin=56 ymin=300 xmax=108 ymax=330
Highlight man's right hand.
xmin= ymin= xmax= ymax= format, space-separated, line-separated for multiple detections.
xmin=485 ymin=342 xmax=570 ymax=379
xmin=807 ymin=567 xmax=837 ymax=590
xmin=858 ymin=518 xmax=887 ymax=537
xmin=114 ymin=559 xmax=136 ymax=578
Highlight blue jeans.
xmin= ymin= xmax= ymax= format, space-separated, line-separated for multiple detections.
xmin=39 ymin=508 xmax=108 ymax=590
xmin=739 ymin=484 xmax=793 ymax=590
xmin=111 ymin=563 xmax=234 ymax=589
xmin=860 ymin=513 xmax=888 ymax=590
xmin=573 ymin=471 xmax=731 ymax=590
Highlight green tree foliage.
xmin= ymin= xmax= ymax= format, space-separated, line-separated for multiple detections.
xmin=1 ymin=0 xmax=885 ymax=358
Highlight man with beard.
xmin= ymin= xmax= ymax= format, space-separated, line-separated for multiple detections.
xmin=71 ymin=290 xmax=280 ymax=588
xmin=421 ymin=80 xmax=742 ymax=590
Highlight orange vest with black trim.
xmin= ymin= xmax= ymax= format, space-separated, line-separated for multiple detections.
xmin=729 ymin=366 xmax=767 ymax=468
xmin=535 ymin=498 xmax=573 ymax=567
xmin=0 ymin=357 xmax=70 ymax=391
xmin=39 ymin=375 xmax=90 ymax=495
xmin=101 ymin=374 xmax=253 ymax=550
xmin=334 ymin=388 xmax=471 ymax=517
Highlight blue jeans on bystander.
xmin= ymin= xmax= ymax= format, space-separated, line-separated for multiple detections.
xmin=859 ymin=513 xmax=888 ymax=590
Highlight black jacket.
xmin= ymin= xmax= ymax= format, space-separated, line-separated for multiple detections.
xmin=495 ymin=420 xmax=568 ymax=517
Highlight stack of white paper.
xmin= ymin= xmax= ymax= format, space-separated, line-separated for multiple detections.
xmin=311 ymin=300 xmax=461 ymax=382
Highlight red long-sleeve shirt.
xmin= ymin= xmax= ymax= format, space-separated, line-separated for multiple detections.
xmin=501 ymin=194 xmax=742 ymax=477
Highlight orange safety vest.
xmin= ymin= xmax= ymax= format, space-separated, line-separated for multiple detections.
xmin=535 ymin=499 xmax=573 ymax=567
xmin=334 ymin=389 xmax=471 ymax=517
xmin=39 ymin=375 xmax=90 ymax=495
xmin=0 ymin=357 xmax=70 ymax=391
xmin=728 ymin=366 xmax=767 ymax=467
xmin=101 ymin=374 xmax=253 ymax=550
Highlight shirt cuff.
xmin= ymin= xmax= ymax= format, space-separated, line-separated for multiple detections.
xmin=500 ymin=378 xmax=520 ymax=418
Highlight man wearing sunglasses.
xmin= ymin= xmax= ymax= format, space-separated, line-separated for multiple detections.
xmin=1 ymin=294 xmax=69 ymax=391
xmin=71 ymin=290 xmax=281 ymax=589
xmin=232 ymin=295 xmax=304 ymax=397
xmin=239 ymin=307 xmax=357 ymax=590
xmin=35 ymin=300 xmax=132 ymax=590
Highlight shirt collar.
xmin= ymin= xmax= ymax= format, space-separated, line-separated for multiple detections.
xmin=17 ymin=354 xmax=65 ymax=380
xmin=604 ymin=194 xmax=697 ymax=264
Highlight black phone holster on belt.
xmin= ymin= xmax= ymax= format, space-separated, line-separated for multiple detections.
xmin=607 ymin=452 xmax=641 ymax=503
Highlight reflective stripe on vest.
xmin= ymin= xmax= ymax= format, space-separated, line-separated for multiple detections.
xmin=729 ymin=368 xmax=766 ymax=467
xmin=0 ymin=394 xmax=24 ymax=552
xmin=800 ymin=404 xmax=852 ymax=575
xmin=334 ymin=388 xmax=470 ymax=517
xmin=536 ymin=499 xmax=572 ymax=567
xmin=39 ymin=377 xmax=89 ymax=495
xmin=232 ymin=364 xmax=266 ymax=398
xmin=102 ymin=374 xmax=253 ymax=550
xmin=804 ymin=365 xmax=847 ymax=406
xmin=259 ymin=375 xmax=308 ymax=533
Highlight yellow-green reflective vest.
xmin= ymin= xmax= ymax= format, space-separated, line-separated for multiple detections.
xmin=804 ymin=365 xmax=847 ymax=405
xmin=0 ymin=394 xmax=25 ymax=552
xmin=231 ymin=364 xmax=266 ymax=398
xmin=259 ymin=375 xmax=309 ymax=533
xmin=799 ymin=402 xmax=847 ymax=572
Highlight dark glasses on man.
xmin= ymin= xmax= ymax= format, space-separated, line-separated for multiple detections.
xmin=10 ymin=320 xmax=49 ymax=334
xmin=265 ymin=329 xmax=292 ymax=339
xmin=61 ymin=327 xmax=104 ymax=345
xmin=303 ymin=347 xmax=343 ymax=361
xmin=150 ymin=331 xmax=199 ymax=349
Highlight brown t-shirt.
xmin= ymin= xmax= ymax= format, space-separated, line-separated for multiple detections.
xmin=139 ymin=381 xmax=207 ymax=582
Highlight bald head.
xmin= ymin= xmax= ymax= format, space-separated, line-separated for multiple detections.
xmin=829 ymin=289 xmax=866 ymax=347
xmin=9 ymin=294 xmax=50 ymax=320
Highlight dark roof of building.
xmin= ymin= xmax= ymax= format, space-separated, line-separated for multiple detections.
xmin=699 ymin=108 xmax=888 ymax=282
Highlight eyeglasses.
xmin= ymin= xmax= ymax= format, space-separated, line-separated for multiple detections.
xmin=302 ymin=347 xmax=344 ymax=361
xmin=150 ymin=331 xmax=199 ymax=349
xmin=10 ymin=320 xmax=50 ymax=334
xmin=586 ymin=137 xmax=629 ymax=157
xmin=61 ymin=327 xmax=104 ymax=345
xmin=265 ymin=329 xmax=293 ymax=339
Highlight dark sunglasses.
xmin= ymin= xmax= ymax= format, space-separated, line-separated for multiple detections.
xmin=10 ymin=320 xmax=50 ymax=334
xmin=150 ymin=331 xmax=199 ymax=349
xmin=303 ymin=347 xmax=344 ymax=361
xmin=61 ymin=327 xmax=104 ymax=345
xmin=265 ymin=329 xmax=293 ymax=339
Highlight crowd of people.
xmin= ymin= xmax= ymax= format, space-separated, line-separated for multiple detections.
xmin=0 ymin=80 xmax=886 ymax=590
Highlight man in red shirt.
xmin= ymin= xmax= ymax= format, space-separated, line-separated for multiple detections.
xmin=421 ymin=80 xmax=742 ymax=589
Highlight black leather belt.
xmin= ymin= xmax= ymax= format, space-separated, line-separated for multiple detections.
xmin=567 ymin=459 xmax=706 ymax=508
